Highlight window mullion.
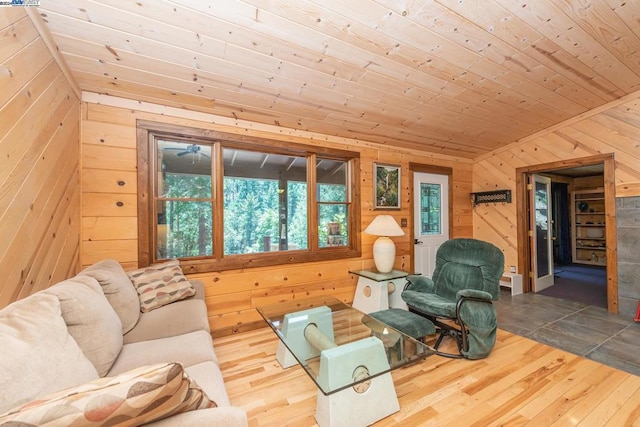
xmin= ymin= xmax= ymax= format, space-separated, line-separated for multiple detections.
xmin=137 ymin=128 xmax=152 ymax=266
xmin=308 ymin=154 xmax=318 ymax=251
xmin=150 ymin=133 xmax=161 ymax=264
xmin=348 ymin=158 xmax=360 ymax=252
xmin=212 ymin=142 xmax=223 ymax=259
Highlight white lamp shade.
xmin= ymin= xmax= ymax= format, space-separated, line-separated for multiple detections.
xmin=365 ymin=215 xmax=404 ymax=273
xmin=364 ymin=215 xmax=404 ymax=237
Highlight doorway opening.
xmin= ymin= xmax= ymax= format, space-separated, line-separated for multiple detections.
xmin=516 ymin=154 xmax=618 ymax=313
xmin=541 ymin=264 xmax=608 ymax=308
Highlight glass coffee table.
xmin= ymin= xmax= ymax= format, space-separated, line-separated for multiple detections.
xmin=257 ymin=296 xmax=434 ymax=427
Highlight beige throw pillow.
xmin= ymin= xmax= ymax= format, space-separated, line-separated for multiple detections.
xmin=80 ymin=259 xmax=140 ymax=334
xmin=127 ymin=260 xmax=195 ymax=312
xmin=0 ymin=293 xmax=99 ymax=414
xmin=0 ymin=362 xmax=216 ymax=426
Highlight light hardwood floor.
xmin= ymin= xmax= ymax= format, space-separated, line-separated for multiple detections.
xmin=216 ymin=327 xmax=640 ymax=426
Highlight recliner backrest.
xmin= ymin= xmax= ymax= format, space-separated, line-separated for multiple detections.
xmin=432 ymin=238 xmax=504 ymax=301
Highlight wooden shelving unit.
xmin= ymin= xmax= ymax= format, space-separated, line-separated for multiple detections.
xmin=571 ymin=188 xmax=606 ymax=266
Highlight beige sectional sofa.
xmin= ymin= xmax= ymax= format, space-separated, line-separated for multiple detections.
xmin=0 ymin=259 xmax=247 ymax=426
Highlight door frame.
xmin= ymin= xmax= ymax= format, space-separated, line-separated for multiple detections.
xmin=515 ymin=153 xmax=618 ymax=313
xmin=408 ymin=163 xmax=453 ymax=274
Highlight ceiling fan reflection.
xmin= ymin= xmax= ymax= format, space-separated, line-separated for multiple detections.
xmin=164 ymin=144 xmax=211 ymax=159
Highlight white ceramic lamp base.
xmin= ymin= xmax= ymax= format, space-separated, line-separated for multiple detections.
xmin=372 ymin=236 xmax=396 ymax=273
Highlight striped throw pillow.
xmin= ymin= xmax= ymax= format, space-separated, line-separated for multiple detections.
xmin=127 ymin=260 xmax=195 ymax=312
xmin=0 ymin=362 xmax=216 ymax=426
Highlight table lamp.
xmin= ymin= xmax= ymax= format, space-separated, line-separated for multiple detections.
xmin=364 ymin=215 xmax=405 ymax=273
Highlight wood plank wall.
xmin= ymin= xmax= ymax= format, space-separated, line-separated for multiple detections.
xmin=79 ymin=95 xmax=473 ymax=336
xmin=0 ymin=9 xmax=81 ymax=307
xmin=473 ymin=93 xmax=640 ymax=270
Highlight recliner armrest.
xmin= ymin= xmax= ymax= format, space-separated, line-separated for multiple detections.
xmin=456 ymin=289 xmax=493 ymax=302
xmin=403 ymin=275 xmax=435 ymax=293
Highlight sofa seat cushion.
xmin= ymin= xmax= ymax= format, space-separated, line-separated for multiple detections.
xmin=0 ymin=293 xmax=99 ymax=413
xmin=145 ymin=362 xmax=250 ymax=427
xmin=108 ymin=330 xmax=218 ymax=376
xmin=44 ymin=275 xmax=123 ymax=377
xmin=124 ymin=296 xmax=210 ymax=344
xmin=79 ymin=259 xmax=140 ymax=334
xmin=127 ymin=260 xmax=195 ymax=312
xmin=0 ymin=362 xmax=216 ymax=426
xmin=143 ymin=406 xmax=249 ymax=427
xmin=185 ymin=361 xmax=231 ymax=407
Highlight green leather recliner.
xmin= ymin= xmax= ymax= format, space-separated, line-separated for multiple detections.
xmin=402 ymin=238 xmax=504 ymax=359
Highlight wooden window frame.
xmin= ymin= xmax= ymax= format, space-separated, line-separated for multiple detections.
xmin=136 ymin=120 xmax=361 ymax=274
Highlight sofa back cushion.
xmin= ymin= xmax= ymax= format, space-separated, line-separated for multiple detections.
xmin=0 ymin=293 xmax=99 ymax=413
xmin=80 ymin=259 xmax=140 ymax=334
xmin=44 ymin=275 xmax=123 ymax=377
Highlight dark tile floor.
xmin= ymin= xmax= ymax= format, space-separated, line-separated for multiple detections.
xmin=495 ymin=289 xmax=640 ymax=376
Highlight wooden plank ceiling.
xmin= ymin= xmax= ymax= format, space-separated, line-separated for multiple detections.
xmin=32 ymin=0 xmax=640 ymax=159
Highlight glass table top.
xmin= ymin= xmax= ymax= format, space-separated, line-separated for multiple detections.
xmin=348 ymin=269 xmax=409 ymax=282
xmin=257 ymin=296 xmax=434 ymax=395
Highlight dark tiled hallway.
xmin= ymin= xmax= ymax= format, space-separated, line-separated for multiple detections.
xmin=495 ymin=289 xmax=640 ymax=376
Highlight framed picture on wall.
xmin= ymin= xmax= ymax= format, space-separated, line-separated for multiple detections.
xmin=374 ymin=163 xmax=401 ymax=209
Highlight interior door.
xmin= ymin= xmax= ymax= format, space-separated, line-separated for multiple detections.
xmin=413 ymin=173 xmax=449 ymax=277
xmin=531 ymin=174 xmax=554 ymax=291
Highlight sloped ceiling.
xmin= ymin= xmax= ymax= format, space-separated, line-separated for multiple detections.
xmin=31 ymin=0 xmax=640 ymax=158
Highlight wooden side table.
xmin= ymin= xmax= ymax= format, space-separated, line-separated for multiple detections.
xmin=500 ymin=272 xmax=523 ymax=296
xmin=350 ymin=269 xmax=409 ymax=313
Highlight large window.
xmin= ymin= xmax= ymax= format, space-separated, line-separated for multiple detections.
xmin=137 ymin=121 xmax=361 ymax=272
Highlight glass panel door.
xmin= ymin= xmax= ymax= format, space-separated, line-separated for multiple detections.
xmin=531 ymin=174 xmax=554 ymax=291
xmin=413 ymin=173 xmax=449 ymax=277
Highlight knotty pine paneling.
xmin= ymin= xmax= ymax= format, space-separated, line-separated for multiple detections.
xmin=473 ymin=93 xmax=640 ymax=270
xmin=80 ymin=99 xmax=473 ymax=335
xmin=36 ymin=0 xmax=640 ymax=158
xmin=0 ymin=10 xmax=81 ymax=308
xmin=82 ymin=217 xmax=137 ymax=241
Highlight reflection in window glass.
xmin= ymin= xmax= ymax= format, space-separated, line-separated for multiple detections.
xmin=318 ymin=204 xmax=348 ymax=247
xmin=157 ymin=140 xmax=212 ymax=198
xmin=223 ymin=148 xmax=308 ymax=254
xmin=317 ymin=158 xmax=348 ymax=247
xmin=420 ymin=183 xmax=441 ymax=235
xmin=535 ymin=183 xmax=548 ymax=230
xmin=156 ymin=140 xmax=213 ymax=259
xmin=317 ymin=159 xmax=346 ymax=202
xmin=535 ymin=181 xmax=550 ymax=277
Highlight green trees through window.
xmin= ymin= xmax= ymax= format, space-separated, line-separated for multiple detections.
xmin=223 ymin=178 xmax=308 ymax=254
